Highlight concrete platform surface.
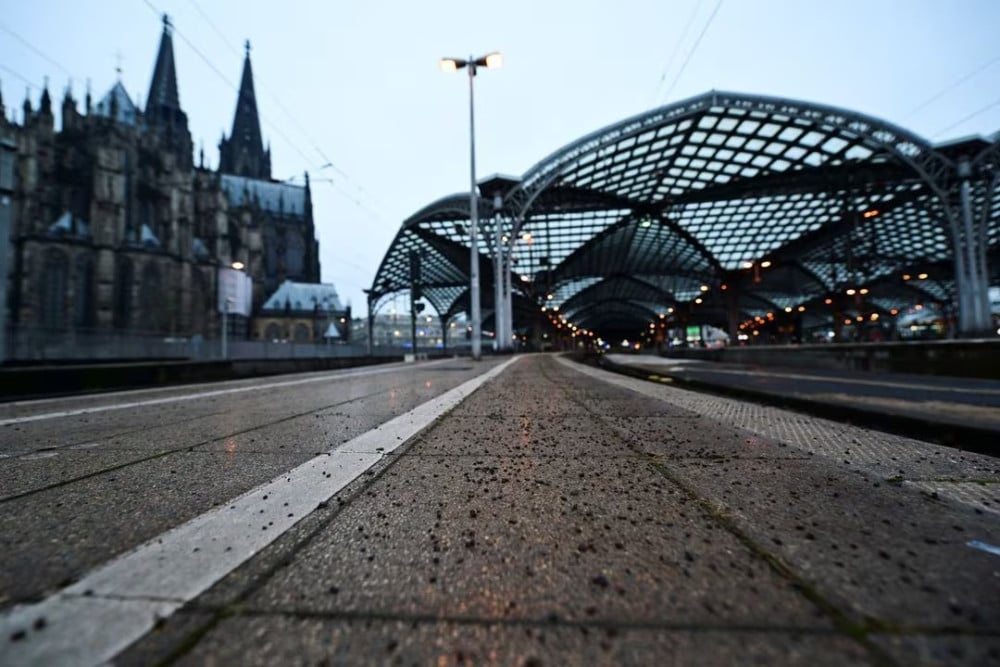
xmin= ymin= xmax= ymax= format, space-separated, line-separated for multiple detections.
xmin=1 ymin=354 xmax=999 ymax=666
xmin=601 ymin=353 xmax=1000 ymax=455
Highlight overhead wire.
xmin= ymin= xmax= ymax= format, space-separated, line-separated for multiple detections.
xmin=904 ymin=54 xmax=1000 ymax=121
xmin=932 ymin=95 xmax=1000 ymax=139
xmin=141 ymin=0 xmax=392 ymax=227
xmin=661 ymin=0 xmax=724 ymax=104
xmin=0 ymin=20 xmax=76 ymax=81
xmin=651 ymin=0 xmax=701 ymax=108
xmin=184 ymin=0 xmax=387 ymax=220
xmin=0 ymin=63 xmax=42 ymax=92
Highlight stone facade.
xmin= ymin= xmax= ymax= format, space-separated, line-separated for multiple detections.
xmin=1 ymin=16 xmax=320 ymax=345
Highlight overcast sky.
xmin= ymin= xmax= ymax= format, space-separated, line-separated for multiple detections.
xmin=3 ymin=0 xmax=999 ymax=316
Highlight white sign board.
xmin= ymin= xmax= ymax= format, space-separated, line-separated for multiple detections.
xmin=217 ymin=268 xmax=253 ymax=316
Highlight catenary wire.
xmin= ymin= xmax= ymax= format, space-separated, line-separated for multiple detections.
xmin=904 ymin=54 xmax=1000 ymax=121
xmin=184 ymin=0 xmax=387 ymax=215
xmin=661 ymin=0 xmax=724 ymax=104
xmin=650 ymin=0 xmax=701 ymax=108
xmin=140 ymin=0 xmax=392 ymax=226
xmin=0 ymin=20 xmax=75 ymax=80
xmin=932 ymin=95 xmax=1000 ymax=139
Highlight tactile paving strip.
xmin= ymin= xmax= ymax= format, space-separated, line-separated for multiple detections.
xmin=560 ymin=358 xmax=1000 ymax=517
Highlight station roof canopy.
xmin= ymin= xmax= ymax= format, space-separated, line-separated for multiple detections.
xmin=370 ymin=91 xmax=1000 ymax=337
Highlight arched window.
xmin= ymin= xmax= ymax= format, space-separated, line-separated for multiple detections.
xmin=114 ymin=257 xmax=133 ymax=329
xmin=40 ymin=249 xmax=69 ymax=330
xmin=74 ymin=254 xmax=96 ymax=329
xmin=264 ymin=322 xmax=282 ymax=341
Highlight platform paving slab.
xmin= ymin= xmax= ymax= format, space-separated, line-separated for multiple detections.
xmin=17 ymin=355 xmax=1000 ymax=664
xmin=162 ymin=616 xmax=876 ymax=667
xmin=0 ymin=450 xmax=310 ymax=606
xmin=112 ymin=356 xmax=908 ymax=665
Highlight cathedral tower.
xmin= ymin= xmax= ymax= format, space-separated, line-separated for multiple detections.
xmin=218 ymin=41 xmax=271 ymax=179
xmin=145 ymin=14 xmax=193 ymax=170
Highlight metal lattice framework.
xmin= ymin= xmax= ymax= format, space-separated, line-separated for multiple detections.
xmin=370 ymin=91 xmax=999 ymax=342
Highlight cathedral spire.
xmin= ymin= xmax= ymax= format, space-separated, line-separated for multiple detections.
xmin=144 ymin=14 xmax=193 ymax=169
xmin=146 ymin=14 xmax=181 ymax=117
xmin=218 ymin=39 xmax=269 ymax=179
xmin=39 ymin=76 xmax=52 ymax=115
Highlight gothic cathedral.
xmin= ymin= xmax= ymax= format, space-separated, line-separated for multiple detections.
xmin=0 ymin=16 xmax=321 ymax=346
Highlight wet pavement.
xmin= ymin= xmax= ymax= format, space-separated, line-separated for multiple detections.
xmin=601 ymin=354 xmax=1000 ymax=455
xmin=2 ymin=354 xmax=1000 ymax=665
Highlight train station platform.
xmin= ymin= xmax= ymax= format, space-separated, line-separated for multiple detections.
xmin=599 ymin=353 xmax=1000 ymax=455
xmin=2 ymin=354 xmax=999 ymax=665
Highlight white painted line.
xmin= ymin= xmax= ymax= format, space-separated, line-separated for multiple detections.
xmin=0 ymin=358 xmax=455 ymax=427
xmin=0 ymin=356 xmax=520 ymax=667
xmin=967 ymin=540 xmax=1000 ymax=557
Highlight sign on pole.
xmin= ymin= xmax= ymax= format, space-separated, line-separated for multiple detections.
xmin=217 ymin=268 xmax=252 ymax=316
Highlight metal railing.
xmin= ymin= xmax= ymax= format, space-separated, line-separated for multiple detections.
xmin=2 ymin=326 xmax=375 ymax=363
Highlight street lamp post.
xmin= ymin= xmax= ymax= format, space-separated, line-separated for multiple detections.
xmin=222 ymin=260 xmax=245 ymax=360
xmin=440 ymin=51 xmax=502 ymax=361
xmin=221 ymin=299 xmax=230 ymax=360
xmin=492 ymin=193 xmax=504 ymax=352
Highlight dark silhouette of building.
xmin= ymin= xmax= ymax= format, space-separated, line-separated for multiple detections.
xmin=2 ymin=15 xmax=321 ymax=349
